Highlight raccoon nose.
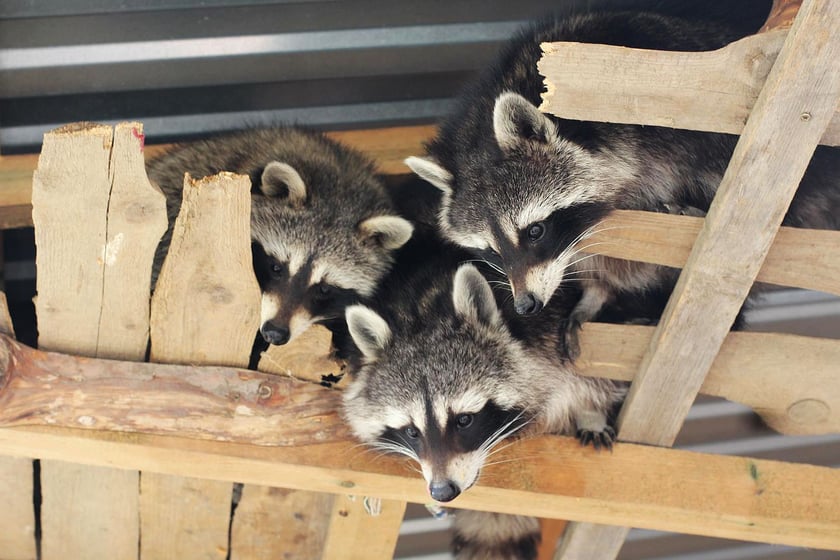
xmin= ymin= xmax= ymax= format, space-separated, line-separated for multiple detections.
xmin=429 ymin=480 xmax=461 ymax=503
xmin=514 ymin=292 xmax=544 ymax=315
xmin=260 ymin=323 xmax=290 ymax=345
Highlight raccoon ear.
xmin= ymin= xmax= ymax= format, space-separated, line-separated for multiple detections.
xmin=452 ymin=264 xmax=502 ymax=329
xmin=404 ymin=156 xmax=453 ymax=196
xmin=346 ymin=305 xmax=392 ymax=361
xmin=493 ymin=92 xmax=557 ymax=152
xmin=358 ymin=215 xmax=414 ymax=250
xmin=260 ymin=161 xmax=307 ymax=206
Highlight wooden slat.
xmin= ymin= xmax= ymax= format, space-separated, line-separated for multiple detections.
xmin=32 ymin=122 xmax=154 ymax=560
xmin=144 ymin=171 xmax=260 ymax=558
xmin=321 ymin=495 xmax=407 ymax=560
xmin=0 ymin=124 xmax=436 ymax=230
xmin=538 ymin=28 xmax=840 ymax=146
xmin=230 ymin=486 xmax=334 ymax=560
xmin=257 ymin=324 xmax=345 ymax=386
xmin=589 ymin=210 xmax=840 ymax=296
xmin=556 ymin=0 xmax=840 ymax=556
xmin=0 ymin=426 xmax=836 ymax=551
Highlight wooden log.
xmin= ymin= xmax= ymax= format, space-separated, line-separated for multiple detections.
xmin=557 ymin=0 xmax=840 ymax=556
xmin=31 ymin=121 xmax=160 ymax=560
xmin=0 ymin=426 xmax=837 ymax=551
xmin=145 ymin=171 xmax=260 ymax=558
xmin=538 ymin=29 xmax=840 ymax=146
xmin=321 ymin=495 xmax=407 ymax=560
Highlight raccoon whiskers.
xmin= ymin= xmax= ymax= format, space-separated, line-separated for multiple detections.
xmin=370 ymin=440 xmax=420 ymax=462
xmin=479 ymin=411 xmax=531 ymax=458
xmin=466 ymin=258 xmax=508 ymax=278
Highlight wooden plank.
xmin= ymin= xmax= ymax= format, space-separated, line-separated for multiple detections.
xmin=257 ymin=324 xmax=345 ymax=386
xmin=557 ymin=0 xmax=840 ymax=556
xmin=0 ymin=124 xmax=436 ymax=230
xmin=32 ymin=122 xmax=147 ymax=560
xmin=144 ymin=171 xmax=260 ymax=559
xmin=320 ymin=495 xmax=407 ymax=560
xmin=539 ymin=28 xmax=840 ymax=146
xmin=0 ymin=293 xmax=34 ymax=560
xmin=588 ymin=210 xmax=840 ymax=296
xmin=230 ymin=485 xmax=333 ymax=560
xmin=0 ymin=426 xmax=837 ymax=551
xmin=538 ymin=519 xmax=568 ymax=560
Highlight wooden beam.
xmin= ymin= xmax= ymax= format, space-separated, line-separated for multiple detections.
xmin=0 ymin=426 xmax=836 ymax=551
xmin=557 ymin=0 xmax=840 ymax=556
xmin=538 ymin=29 xmax=840 ymax=146
xmin=321 ymin=495 xmax=407 ymax=560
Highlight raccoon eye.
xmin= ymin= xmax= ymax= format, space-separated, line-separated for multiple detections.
xmin=269 ymin=263 xmax=285 ymax=278
xmin=404 ymin=426 xmax=420 ymax=439
xmin=314 ymin=284 xmax=332 ymax=300
xmin=527 ymin=222 xmax=545 ymax=242
xmin=455 ymin=414 xmax=473 ymax=429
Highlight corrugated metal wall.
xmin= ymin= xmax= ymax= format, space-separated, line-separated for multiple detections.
xmin=1 ymin=2 xmax=838 ymax=559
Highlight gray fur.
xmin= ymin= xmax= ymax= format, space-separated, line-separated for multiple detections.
xmin=148 ymin=126 xmax=413 ymax=345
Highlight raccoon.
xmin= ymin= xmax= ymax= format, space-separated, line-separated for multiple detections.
xmin=342 ymin=234 xmax=625 ymax=558
xmin=342 ymin=233 xmax=625 ymax=497
xmin=405 ymin=10 xmax=840 ymax=356
xmin=148 ymin=127 xmax=413 ymax=349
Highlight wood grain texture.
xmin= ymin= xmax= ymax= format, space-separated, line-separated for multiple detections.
xmin=761 ymin=0 xmax=804 ymax=31
xmin=256 ymin=324 xmax=346 ymax=386
xmin=589 ymin=210 xmax=840 ymax=296
xmin=553 ymin=523 xmax=629 ymax=560
xmin=539 ymin=29 xmax=840 ymax=146
xmin=145 ymin=171 xmax=260 ymax=559
xmin=0 ymin=426 xmax=837 ymax=551
xmin=31 ymin=122 xmax=149 ymax=560
xmin=230 ymin=486 xmax=333 ymax=560
xmin=0 ymin=455 xmax=36 ymax=560
xmin=557 ymin=1 xmax=840 ymax=556
xmin=321 ymin=495 xmax=407 ymax=560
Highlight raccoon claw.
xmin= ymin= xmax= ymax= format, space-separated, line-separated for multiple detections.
xmin=660 ymin=202 xmax=707 ymax=218
xmin=576 ymin=425 xmax=616 ymax=451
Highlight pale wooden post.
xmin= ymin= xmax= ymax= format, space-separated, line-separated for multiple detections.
xmin=144 ymin=171 xmax=259 ymax=559
xmin=32 ymin=122 xmax=166 ymax=560
xmin=554 ymin=0 xmax=840 ymax=557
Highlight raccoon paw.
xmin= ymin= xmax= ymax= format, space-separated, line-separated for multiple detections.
xmin=576 ymin=425 xmax=616 ymax=451
xmin=660 ymin=202 xmax=707 ymax=218
xmin=560 ymin=318 xmax=583 ymax=361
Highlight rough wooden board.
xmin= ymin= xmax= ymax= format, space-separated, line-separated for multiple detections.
xmin=577 ymin=323 xmax=840 ymax=435
xmin=553 ymin=523 xmax=629 ymax=560
xmin=150 ymin=172 xmax=260 ymax=366
xmin=139 ymin=472 xmax=231 ymax=560
xmin=40 ymin=461 xmax=139 ymax=560
xmin=589 ymin=210 xmax=840 ymax=296
xmin=0 ymin=426 xmax=838 ymax=551
xmin=230 ymin=485 xmax=334 ymax=560
xmin=0 ymin=334 xmax=350 ymax=445
xmin=558 ymin=1 xmax=840 ymax=556
xmin=257 ymin=324 xmax=346 ymax=386
xmin=145 ymin=170 xmax=260 ymax=559
xmin=32 ymin=122 xmax=145 ymax=560
xmin=539 ymin=28 xmax=840 ymax=146
xmin=0 ymin=455 xmax=36 ymax=560
xmin=98 ymin=122 xmax=168 ymax=359
xmin=321 ymin=495 xmax=407 ymax=560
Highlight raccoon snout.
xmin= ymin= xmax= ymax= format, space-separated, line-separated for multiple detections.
xmin=260 ymin=323 xmax=291 ymax=345
xmin=429 ymin=480 xmax=461 ymax=502
xmin=513 ymin=292 xmax=544 ymax=315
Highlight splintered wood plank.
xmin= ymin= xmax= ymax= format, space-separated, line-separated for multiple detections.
xmin=150 ymin=172 xmax=260 ymax=365
xmin=557 ymin=1 xmax=840 ymax=557
xmin=0 ymin=455 xmax=35 ymax=558
xmin=99 ymin=122 xmax=168 ymax=359
xmin=256 ymin=324 xmax=345 ymax=385
xmin=0 ymin=426 xmax=837 ymax=551
xmin=538 ymin=29 xmax=840 ymax=146
xmin=588 ymin=210 xmax=840 ymax=296
xmin=320 ymin=495 xmax=407 ymax=560
xmin=32 ymin=121 xmax=165 ymax=560
xmin=230 ymin=485 xmax=334 ymax=560
xmin=145 ymin=171 xmax=260 ymax=560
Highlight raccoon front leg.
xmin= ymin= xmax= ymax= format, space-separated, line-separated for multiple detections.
xmin=573 ymin=408 xmax=616 ymax=451
xmin=562 ymin=281 xmax=612 ymax=360
xmin=452 ymin=510 xmax=540 ymax=560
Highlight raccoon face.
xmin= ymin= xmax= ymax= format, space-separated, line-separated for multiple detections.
xmin=406 ymin=92 xmax=615 ymax=315
xmin=251 ymin=161 xmax=413 ymax=345
xmin=343 ymin=264 xmax=536 ymax=502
